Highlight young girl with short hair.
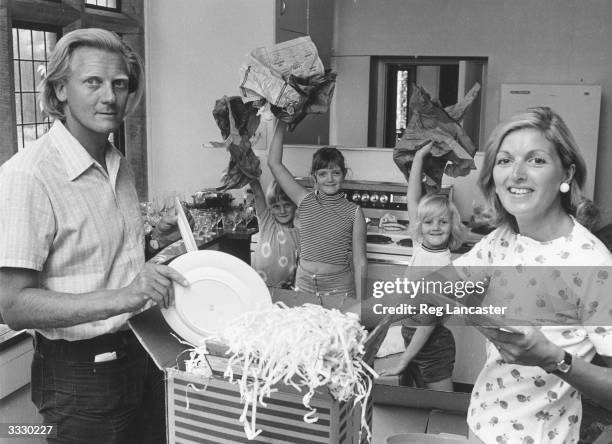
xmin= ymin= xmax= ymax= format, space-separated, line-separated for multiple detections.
xmin=380 ymin=142 xmax=466 ymax=391
xmin=250 ymin=179 xmax=299 ymax=289
xmin=267 ymin=121 xmax=367 ymax=302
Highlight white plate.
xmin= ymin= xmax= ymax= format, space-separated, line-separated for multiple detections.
xmin=161 ymin=250 xmax=272 ymax=344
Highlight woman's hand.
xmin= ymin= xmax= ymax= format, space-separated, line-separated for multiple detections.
xmin=478 ymin=326 xmax=564 ymax=371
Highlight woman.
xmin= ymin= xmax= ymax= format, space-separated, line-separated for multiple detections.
xmin=453 ymin=107 xmax=612 ymax=444
xmin=356 ymin=107 xmax=612 ymax=444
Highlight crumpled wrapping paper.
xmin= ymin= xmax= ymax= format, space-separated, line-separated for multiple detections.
xmin=211 ymin=96 xmax=262 ymax=191
xmin=271 ymin=69 xmax=337 ymax=131
xmin=393 ymin=83 xmax=481 ymax=192
xmin=239 ymin=62 xmax=303 ymax=110
xmin=238 ymin=36 xmax=336 ymax=131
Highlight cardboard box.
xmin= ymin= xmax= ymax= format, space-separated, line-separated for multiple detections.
xmin=426 ymin=410 xmax=468 ymax=437
xmin=129 ymin=295 xmax=373 ymax=444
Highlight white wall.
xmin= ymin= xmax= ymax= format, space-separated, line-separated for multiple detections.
xmin=329 ymin=56 xmax=371 ymax=148
xmin=145 ymin=0 xmax=275 ymax=199
xmin=261 ymin=145 xmax=406 ymax=186
xmin=145 ymin=1 xmax=612 ymax=226
xmin=145 ymin=1 xmax=407 ymax=201
xmin=331 ymin=0 xmax=612 ymax=225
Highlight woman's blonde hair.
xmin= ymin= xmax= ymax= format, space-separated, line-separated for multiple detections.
xmin=412 ymin=194 xmax=466 ymax=250
xmin=478 ymin=106 xmax=598 ymax=230
xmin=39 ymin=28 xmax=144 ymax=121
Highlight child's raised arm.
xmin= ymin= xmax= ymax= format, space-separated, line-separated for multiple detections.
xmin=407 ymin=141 xmax=433 ymax=223
xmin=249 ymin=178 xmax=267 ymax=217
xmin=267 ymin=120 xmax=308 ymax=205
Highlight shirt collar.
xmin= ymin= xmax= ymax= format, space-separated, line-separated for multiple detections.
xmin=314 ymin=190 xmax=346 ymax=201
xmin=49 ymin=120 xmax=122 ymax=182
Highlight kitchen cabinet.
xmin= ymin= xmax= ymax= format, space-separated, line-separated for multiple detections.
xmin=275 ymin=0 xmax=334 ymax=146
xmin=0 ymin=328 xmax=32 ymax=400
xmin=0 ymin=328 xmax=43 ymax=436
xmin=372 ymin=384 xmax=470 ymax=441
xmin=276 ymin=0 xmax=308 ymax=35
xmin=302 ymin=0 xmax=333 ymax=68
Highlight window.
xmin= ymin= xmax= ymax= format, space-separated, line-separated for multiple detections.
xmin=12 ymin=25 xmax=59 ymax=150
xmin=369 ymin=57 xmax=487 ymax=149
xmin=85 ymin=0 xmax=120 ymax=12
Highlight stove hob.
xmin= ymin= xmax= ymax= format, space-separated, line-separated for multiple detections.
xmin=367 ymin=234 xmax=394 ymax=244
xmin=366 ymin=226 xmax=414 ymax=260
xmin=396 ymin=238 xmax=413 ymax=247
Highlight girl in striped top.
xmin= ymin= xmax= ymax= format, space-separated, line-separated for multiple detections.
xmin=267 ymin=120 xmax=367 ymax=302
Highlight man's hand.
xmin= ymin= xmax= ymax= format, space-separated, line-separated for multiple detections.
xmin=120 ymin=263 xmax=189 ymax=310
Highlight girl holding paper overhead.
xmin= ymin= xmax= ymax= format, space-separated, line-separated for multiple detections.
xmin=451 ymin=107 xmax=612 ymax=444
xmin=267 ymin=120 xmax=367 ymax=302
xmin=249 ymin=178 xmax=299 ymax=289
xmin=378 ymin=142 xmax=466 ymax=391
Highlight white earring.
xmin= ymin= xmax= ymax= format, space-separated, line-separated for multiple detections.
xmin=560 ymin=182 xmax=570 ymax=193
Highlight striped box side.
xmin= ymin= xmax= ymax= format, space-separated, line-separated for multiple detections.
xmin=168 ymin=368 xmax=353 ymax=444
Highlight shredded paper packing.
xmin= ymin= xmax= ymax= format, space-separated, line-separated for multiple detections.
xmin=181 ymin=302 xmax=376 ymax=442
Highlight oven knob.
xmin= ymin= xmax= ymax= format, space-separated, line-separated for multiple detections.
xmin=370 ymin=193 xmax=379 ymax=203
xmin=379 ymin=194 xmax=389 ymax=204
xmin=361 ymin=193 xmax=370 ymax=203
xmin=351 ymin=192 xmax=361 ymax=202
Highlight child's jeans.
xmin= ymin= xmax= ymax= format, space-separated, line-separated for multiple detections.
xmin=295 ymin=264 xmax=355 ymax=306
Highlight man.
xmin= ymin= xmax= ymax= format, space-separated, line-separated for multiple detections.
xmin=0 ymin=28 xmax=186 ymax=443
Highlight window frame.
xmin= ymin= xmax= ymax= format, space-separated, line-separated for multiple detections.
xmin=85 ymin=0 xmax=121 ymax=12
xmin=11 ymin=21 xmax=62 ymax=151
xmin=369 ymin=56 xmax=487 ymax=150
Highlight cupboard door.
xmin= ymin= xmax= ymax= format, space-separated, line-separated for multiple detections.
xmin=277 ymin=0 xmax=308 ymax=35
xmin=275 ymin=0 xmax=334 ymax=145
xmin=276 ymin=27 xmax=306 ymax=43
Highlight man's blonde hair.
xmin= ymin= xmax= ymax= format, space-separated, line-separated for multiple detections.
xmin=39 ymin=28 xmax=144 ymax=121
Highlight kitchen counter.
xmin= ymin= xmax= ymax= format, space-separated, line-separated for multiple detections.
xmin=0 ymin=326 xmax=33 ymax=400
xmin=0 ymin=325 xmax=28 ymax=352
xmin=149 ymin=228 xmax=257 ymax=265
xmin=0 ymin=302 xmax=30 ymax=360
